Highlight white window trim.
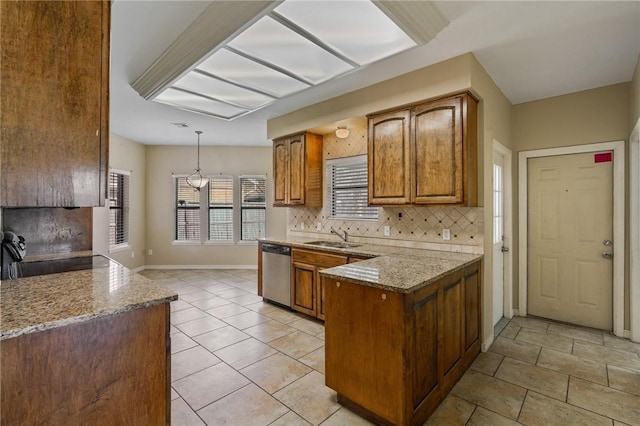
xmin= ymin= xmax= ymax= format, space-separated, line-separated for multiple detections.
xmin=326 ymin=155 xmax=379 ymax=221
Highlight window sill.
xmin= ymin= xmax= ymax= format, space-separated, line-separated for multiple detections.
xmin=204 ymin=240 xmax=235 ymax=246
xmin=109 ymin=243 xmax=131 ymax=253
xmin=171 ymin=240 xmax=202 ymax=246
xmin=238 ymin=240 xmax=258 ymax=246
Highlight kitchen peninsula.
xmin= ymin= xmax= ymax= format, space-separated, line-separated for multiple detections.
xmin=0 ymin=256 xmax=177 ymax=425
xmin=258 ymin=237 xmax=482 ymax=425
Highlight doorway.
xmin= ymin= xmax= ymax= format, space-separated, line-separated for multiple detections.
xmin=518 ymin=141 xmax=625 ymax=335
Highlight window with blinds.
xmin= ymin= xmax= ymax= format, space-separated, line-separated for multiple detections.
xmin=329 ymin=155 xmax=378 ymax=220
xmin=240 ymin=176 xmax=266 ymax=241
xmin=209 ymin=176 xmax=234 ymax=241
xmin=175 ymin=176 xmax=201 ymax=241
xmin=109 ymin=171 xmax=130 ymax=248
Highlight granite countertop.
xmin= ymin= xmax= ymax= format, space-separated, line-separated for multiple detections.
xmin=0 ymin=257 xmax=177 ymax=340
xmin=260 ymin=237 xmax=483 ymax=294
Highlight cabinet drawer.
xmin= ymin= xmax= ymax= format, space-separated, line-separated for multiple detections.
xmin=292 ymin=249 xmax=347 ymax=268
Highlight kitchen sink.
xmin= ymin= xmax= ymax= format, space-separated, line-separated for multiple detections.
xmin=306 ymin=240 xmax=361 ymax=249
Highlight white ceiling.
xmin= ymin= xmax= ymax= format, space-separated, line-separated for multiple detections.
xmin=110 ymin=1 xmax=640 ymax=147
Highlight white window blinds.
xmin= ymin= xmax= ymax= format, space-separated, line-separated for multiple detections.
xmin=175 ymin=177 xmax=201 ymax=241
xmin=109 ymin=171 xmax=129 ymax=248
xmin=209 ymin=176 xmax=234 ymax=241
xmin=240 ymin=176 xmax=266 ymax=241
xmin=329 ymin=156 xmax=378 ymax=220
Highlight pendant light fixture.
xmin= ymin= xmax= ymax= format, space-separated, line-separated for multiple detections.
xmin=186 ymin=130 xmax=208 ymax=190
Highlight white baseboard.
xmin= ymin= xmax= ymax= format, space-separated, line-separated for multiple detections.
xmin=142 ymin=264 xmax=257 ymax=270
xmin=623 ymin=329 xmax=631 ymax=339
xmin=130 ymin=265 xmax=145 ymax=273
xmin=512 ymin=309 xmax=520 ymax=317
xmin=481 ymin=335 xmax=494 ymax=352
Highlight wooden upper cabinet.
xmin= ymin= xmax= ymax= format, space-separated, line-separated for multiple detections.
xmin=272 ymin=132 xmax=322 ymax=207
xmin=367 ymin=92 xmax=478 ymax=206
xmin=367 ymin=110 xmax=411 ymax=205
xmin=0 ymin=0 xmax=110 ymax=207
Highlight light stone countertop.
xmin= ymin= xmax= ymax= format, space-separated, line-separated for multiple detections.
xmin=260 ymin=236 xmax=483 ymax=294
xmin=0 ymin=257 xmax=177 ymax=340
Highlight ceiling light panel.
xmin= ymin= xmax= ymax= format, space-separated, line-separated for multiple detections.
xmin=173 ymin=71 xmax=275 ymax=109
xmin=274 ymin=1 xmax=416 ymax=66
xmin=155 ymin=88 xmax=248 ymax=119
xmin=227 ymin=16 xmax=354 ymax=84
xmin=197 ymin=49 xmax=310 ymax=98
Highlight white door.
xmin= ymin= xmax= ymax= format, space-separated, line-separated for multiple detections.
xmin=492 ymin=153 xmax=505 ymax=326
xmin=527 ymin=152 xmax=613 ymax=330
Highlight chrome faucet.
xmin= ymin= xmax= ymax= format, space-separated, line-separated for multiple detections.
xmin=330 ymin=227 xmax=348 ymax=242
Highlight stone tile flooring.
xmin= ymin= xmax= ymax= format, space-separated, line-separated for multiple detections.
xmin=139 ymin=269 xmax=640 ymax=426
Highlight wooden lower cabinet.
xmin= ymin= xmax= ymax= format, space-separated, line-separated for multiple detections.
xmin=291 ymin=248 xmax=347 ymax=320
xmin=325 ymin=261 xmax=481 ymax=425
xmin=1 ymin=304 xmax=171 ymax=425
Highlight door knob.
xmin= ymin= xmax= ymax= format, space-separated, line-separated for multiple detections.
xmin=602 ymin=252 xmax=613 ymax=259
xmin=501 ymin=246 xmax=509 ymax=253
xmin=603 ymin=240 xmax=612 ymax=246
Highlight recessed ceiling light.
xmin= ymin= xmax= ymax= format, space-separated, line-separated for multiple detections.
xmin=171 ymin=123 xmax=190 ymax=128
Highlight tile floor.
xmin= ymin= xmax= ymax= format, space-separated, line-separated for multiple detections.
xmin=139 ymin=269 xmax=640 ymax=426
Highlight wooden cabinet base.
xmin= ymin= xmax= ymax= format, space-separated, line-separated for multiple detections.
xmin=325 ymin=261 xmax=481 ymax=426
xmin=0 ymin=304 xmax=171 ymax=425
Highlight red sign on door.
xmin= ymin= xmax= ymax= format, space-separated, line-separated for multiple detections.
xmin=594 ymin=152 xmax=612 ymax=163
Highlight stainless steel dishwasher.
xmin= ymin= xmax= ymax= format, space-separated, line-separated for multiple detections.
xmin=261 ymin=243 xmax=291 ymax=308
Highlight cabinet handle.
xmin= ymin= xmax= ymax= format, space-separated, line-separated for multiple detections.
xmin=336 ymin=282 xmax=341 ymax=288
xmin=381 ymin=293 xmax=386 ymax=301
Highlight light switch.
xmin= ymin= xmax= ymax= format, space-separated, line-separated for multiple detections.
xmin=301 ymin=223 xmax=305 ymax=230
xmin=442 ymin=229 xmax=451 ymax=240
xmin=316 ymin=223 xmax=321 ymax=231
xmin=383 ymin=226 xmax=390 ymax=236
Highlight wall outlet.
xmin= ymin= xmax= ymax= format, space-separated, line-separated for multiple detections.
xmin=147 ymin=249 xmax=153 ymax=256
xmin=383 ymin=226 xmax=390 ymax=236
xmin=316 ymin=223 xmax=321 ymax=231
xmin=301 ymin=223 xmax=305 ymax=230
xmin=442 ymin=229 xmax=451 ymax=241
xmin=131 ymin=251 xmax=135 ymax=258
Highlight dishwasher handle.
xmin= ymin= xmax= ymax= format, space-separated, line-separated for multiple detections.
xmin=261 ymin=244 xmax=291 ymax=256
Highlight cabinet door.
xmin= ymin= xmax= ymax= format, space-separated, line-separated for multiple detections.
xmin=273 ymin=139 xmax=289 ymax=206
xmin=464 ymin=268 xmax=480 ymax=352
xmin=288 ymin=135 xmax=305 ymax=205
xmin=292 ymin=261 xmax=316 ymax=316
xmin=316 ymin=257 xmax=347 ymax=321
xmin=1 ymin=1 xmax=109 ymax=207
xmin=412 ymin=96 xmax=463 ymax=204
xmin=368 ymin=110 xmax=411 ymax=205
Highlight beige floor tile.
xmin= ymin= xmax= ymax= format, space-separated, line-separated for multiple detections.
xmin=568 ymin=377 xmax=640 ymax=425
xmin=424 ymin=395 xmax=475 ymax=425
xmin=240 ymin=353 xmax=312 ymax=393
xmin=519 ymin=391 xmax=611 ymax=426
xmin=171 ymin=299 xmax=192 ymax=313
xmin=179 ymin=290 xmax=217 ymax=303
xmin=223 ymin=310 xmax=270 ymax=329
xmin=516 ymin=328 xmax=574 ymax=353
xmin=193 ymin=325 xmax=250 ymax=352
xmin=226 ymin=293 xmax=265 ymax=306
xmin=470 ymin=351 xmax=504 ymax=376
xmin=243 ymin=320 xmax=298 ymax=343
xmin=547 ymin=323 xmax=604 ymax=345
xmin=171 ymin=332 xmax=198 ymax=354
xmin=298 ymin=346 xmax=326 ymax=375
xmin=264 ymin=308 xmax=305 ymax=324
xmin=510 ymin=316 xmax=550 ymax=332
xmin=170 ymin=324 xmax=180 ymax=335
xmin=603 ymin=334 xmax=640 ymax=356
xmin=245 ymin=301 xmax=281 ymax=315
xmin=495 ymin=357 xmax=568 ymax=401
xmin=189 ymin=296 xmax=232 ymax=310
xmin=176 ymin=315 xmax=227 ymax=337
xmin=198 ymin=383 xmax=289 ymax=426
xmin=322 ymin=407 xmax=376 ymax=425
xmin=173 ymin=363 xmax=250 ymax=410
xmin=269 ymin=411 xmax=312 ymax=426
xmin=171 ymin=398 xmax=206 ymax=426
xmin=467 ymin=407 xmax=521 ymax=425
xmin=206 ymin=303 xmax=250 ymax=319
xmin=269 ymin=331 xmax=324 ymax=359
xmin=489 ymin=336 xmax=541 ymax=364
xmin=537 ymin=348 xmax=608 ymax=386
xmin=169 ymin=284 xmax=203 ymax=296
xmin=171 ymin=307 xmax=210 ymax=325
xmin=198 ymin=283 xmax=233 ymax=293
xmin=614 ymin=421 xmax=632 ymax=426
xmin=573 ymin=340 xmax=640 ymax=371
xmin=289 ymin=317 xmax=325 ymax=336
xmin=171 ymin=346 xmax=221 ymax=381
xmin=273 ymin=371 xmax=341 ymax=425
xmin=451 ymin=370 xmax=526 ymax=420
xmin=607 ymin=365 xmax=640 ymax=397
xmin=214 ymin=337 xmax=278 ymax=370
xmin=171 ymin=387 xmax=180 ymax=400
xmin=215 ymin=288 xmax=252 ymax=298
xmin=500 ymin=323 xmax=522 ymax=339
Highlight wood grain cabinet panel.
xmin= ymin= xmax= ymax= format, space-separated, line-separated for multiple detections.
xmin=0 ymin=0 xmax=110 ymax=207
xmin=292 ymin=261 xmax=316 ymax=316
xmin=367 ymin=92 xmax=477 ymax=206
xmin=325 ymin=260 xmax=482 ymax=425
xmin=272 ymin=132 xmax=322 ymax=207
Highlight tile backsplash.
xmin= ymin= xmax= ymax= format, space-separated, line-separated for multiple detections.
xmin=286 ymin=128 xmax=484 ymax=254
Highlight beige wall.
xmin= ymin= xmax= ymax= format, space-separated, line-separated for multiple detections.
xmin=631 ymin=54 xmax=640 ymax=132
xmin=144 ymin=145 xmax=286 ymax=267
xmin=93 ymin=133 xmax=147 ymax=270
xmin=512 ymin=83 xmax=631 ymax=328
